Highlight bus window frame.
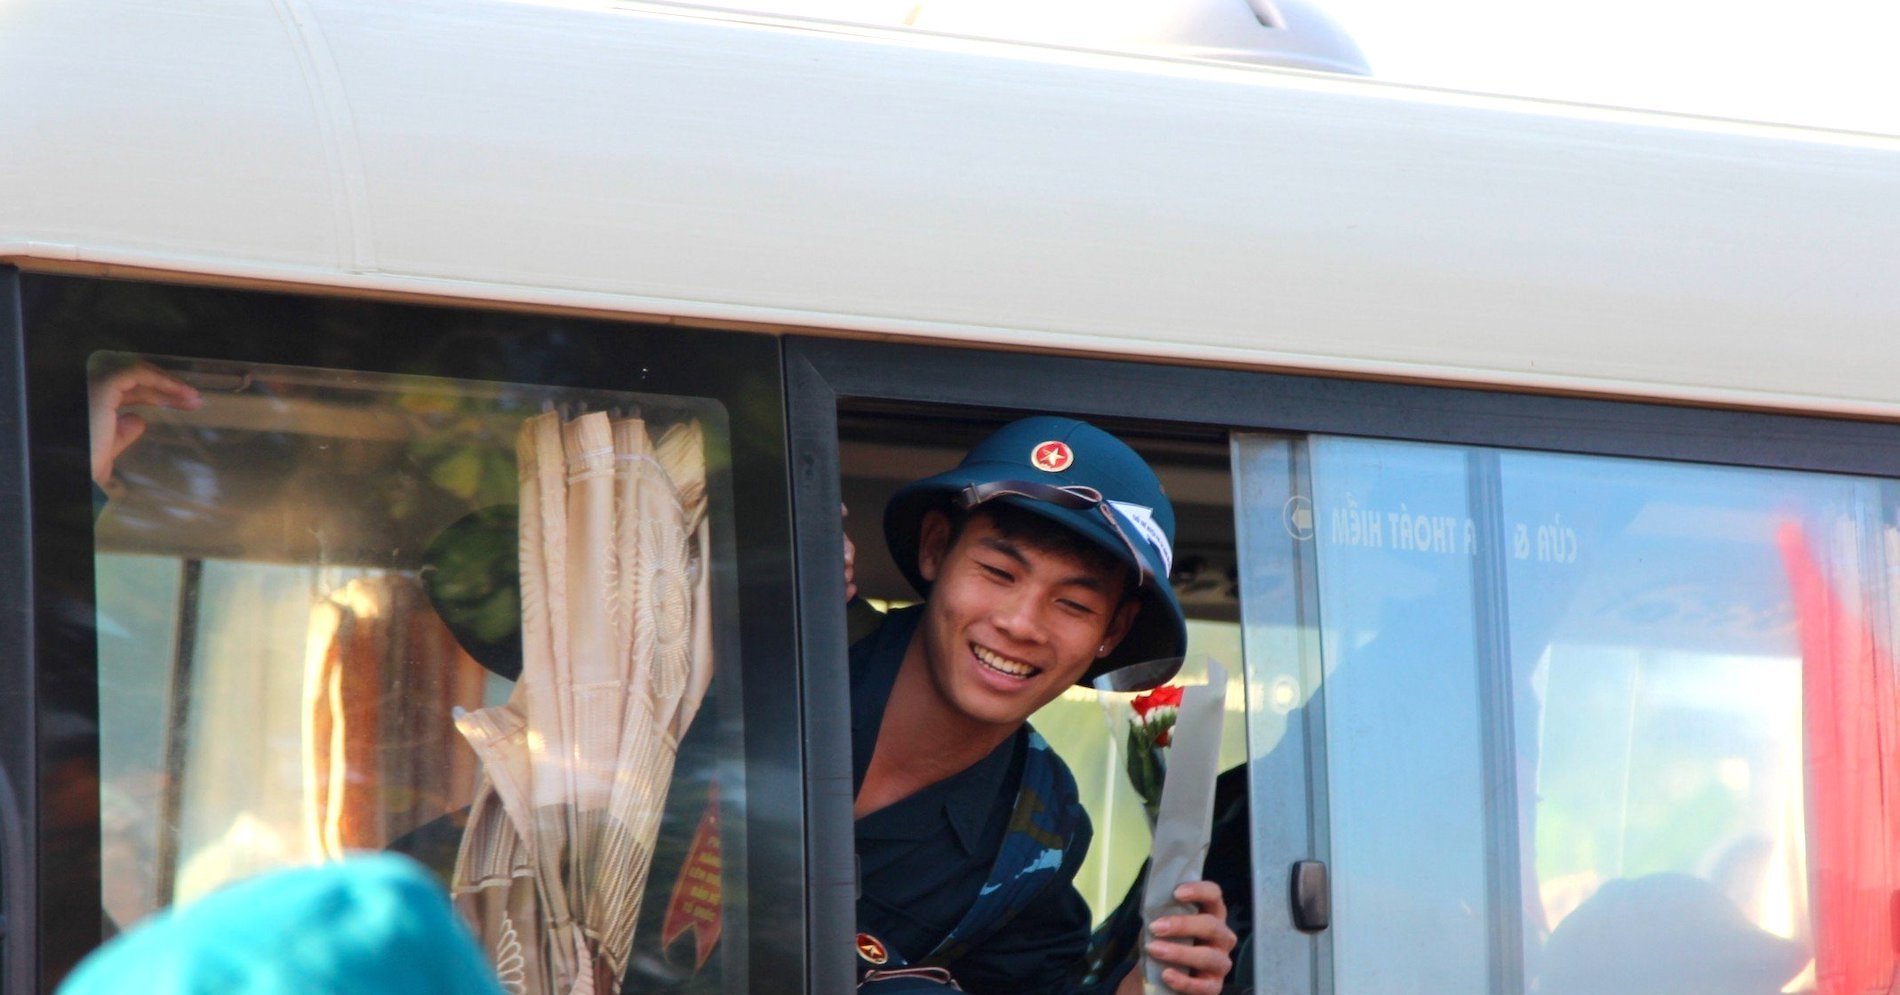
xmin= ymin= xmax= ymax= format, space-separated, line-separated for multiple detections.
xmin=2 ymin=266 xmax=34 ymax=995
xmin=783 ymin=332 xmax=1900 ymax=995
xmin=788 ymin=336 xmax=1900 ymax=478
xmin=2 ymin=270 xmax=808 ymax=993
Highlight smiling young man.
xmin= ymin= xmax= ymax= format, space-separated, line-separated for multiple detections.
xmin=851 ymin=417 xmax=1236 ymax=995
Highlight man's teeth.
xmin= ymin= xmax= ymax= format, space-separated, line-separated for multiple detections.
xmin=973 ymin=644 xmax=1037 ymax=678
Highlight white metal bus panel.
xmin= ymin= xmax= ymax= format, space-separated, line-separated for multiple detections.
xmin=4 ymin=0 xmax=1899 ymax=416
xmin=0 ymin=0 xmax=344 ymax=271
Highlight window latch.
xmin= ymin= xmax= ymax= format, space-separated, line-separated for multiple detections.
xmin=1289 ymin=859 xmax=1330 ymax=933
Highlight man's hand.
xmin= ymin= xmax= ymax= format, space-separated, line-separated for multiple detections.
xmin=90 ymin=362 xmax=201 ymax=486
xmin=842 ymin=503 xmax=859 ymax=601
xmin=1116 ymin=880 xmax=1238 ymax=995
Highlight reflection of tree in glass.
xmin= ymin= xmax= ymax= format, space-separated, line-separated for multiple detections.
xmin=422 ymin=505 xmax=523 ymax=681
xmin=397 ymin=390 xmax=521 ymax=514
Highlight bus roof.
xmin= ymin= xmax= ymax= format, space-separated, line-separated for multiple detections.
xmin=5 ymin=0 xmax=1899 ymax=416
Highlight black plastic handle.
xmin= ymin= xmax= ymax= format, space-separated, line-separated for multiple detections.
xmin=1289 ymin=860 xmax=1330 ymax=933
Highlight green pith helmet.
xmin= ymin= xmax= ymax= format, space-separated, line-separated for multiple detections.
xmin=883 ymin=416 xmax=1187 ymax=689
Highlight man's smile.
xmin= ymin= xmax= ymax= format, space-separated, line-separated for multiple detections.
xmin=971 ymin=642 xmax=1041 ymax=680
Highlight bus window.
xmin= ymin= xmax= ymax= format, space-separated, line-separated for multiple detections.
xmin=90 ymin=354 xmax=751 ymax=981
xmin=1296 ymin=438 xmax=1495 ymax=994
xmin=835 ymin=409 xmax=1246 ymax=967
xmin=1233 ymin=433 xmax=1900 ymax=995
xmin=19 ymin=276 xmax=802 ymax=993
xmin=1493 ymin=451 xmax=1824 ymax=995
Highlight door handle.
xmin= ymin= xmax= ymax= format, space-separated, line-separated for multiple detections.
xmin=1289 ymin=859 xmax=1330 ymax=932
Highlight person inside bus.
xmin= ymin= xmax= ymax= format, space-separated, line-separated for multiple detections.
xmin=849 ymin=416 xmax=1235 ymax=995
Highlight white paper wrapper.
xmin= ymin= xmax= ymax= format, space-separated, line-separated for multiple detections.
xmin=1137 ymin=659 xmax=1228 ymax=995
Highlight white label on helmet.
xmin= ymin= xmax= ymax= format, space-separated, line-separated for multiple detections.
xmin=1109 ymin=501 xmax=1173 ymax=578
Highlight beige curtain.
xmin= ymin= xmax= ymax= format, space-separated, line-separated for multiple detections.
xmin=451 ymin=411 xmax=713 ymax=995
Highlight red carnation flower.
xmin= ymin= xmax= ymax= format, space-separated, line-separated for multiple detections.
xmin=1130 ymin=684 xmax=1183 ymax=719
xmin=1124 ymin=684 xmax=1183 ymax=821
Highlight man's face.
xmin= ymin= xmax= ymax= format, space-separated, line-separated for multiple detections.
xmin=913 ymin=509 xmax=1137 ymax=730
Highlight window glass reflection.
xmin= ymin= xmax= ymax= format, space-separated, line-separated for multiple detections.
xmin=1498 ymin=453 xmax=1840 ymax=995
xmin=1307 ymin=438 xmax=1492 ymax=995
xmin=90 ymin=352 xmax=746 ymax=992
xmin=1272 ymin=437 xmax=1877 ymax=995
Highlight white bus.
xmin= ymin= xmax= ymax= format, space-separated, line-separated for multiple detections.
xmin=5 ymin=0 xmax=1898 ymax=993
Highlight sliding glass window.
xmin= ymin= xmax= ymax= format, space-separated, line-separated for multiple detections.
xmin=1236 ymin=433 xmax=1897 ymax=995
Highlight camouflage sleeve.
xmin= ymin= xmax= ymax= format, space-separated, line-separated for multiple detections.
xmin=948 ymin=816 xmax=1130 ymax=995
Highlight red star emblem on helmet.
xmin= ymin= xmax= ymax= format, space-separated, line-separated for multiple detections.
xmin=1031 ymin=440 xmax=1074 ymax=473
xmin=856 ymin=933 xmax=890 ymax=965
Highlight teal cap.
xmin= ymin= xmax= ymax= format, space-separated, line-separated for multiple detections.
xmin=60 ymin=855 xmax=504 ymax=995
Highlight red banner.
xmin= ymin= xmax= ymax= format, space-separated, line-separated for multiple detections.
xmin=661 ymin=784 xmax=723 ymax=972
xmin=1779 ymin=524 xmax=1900 ymax=995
